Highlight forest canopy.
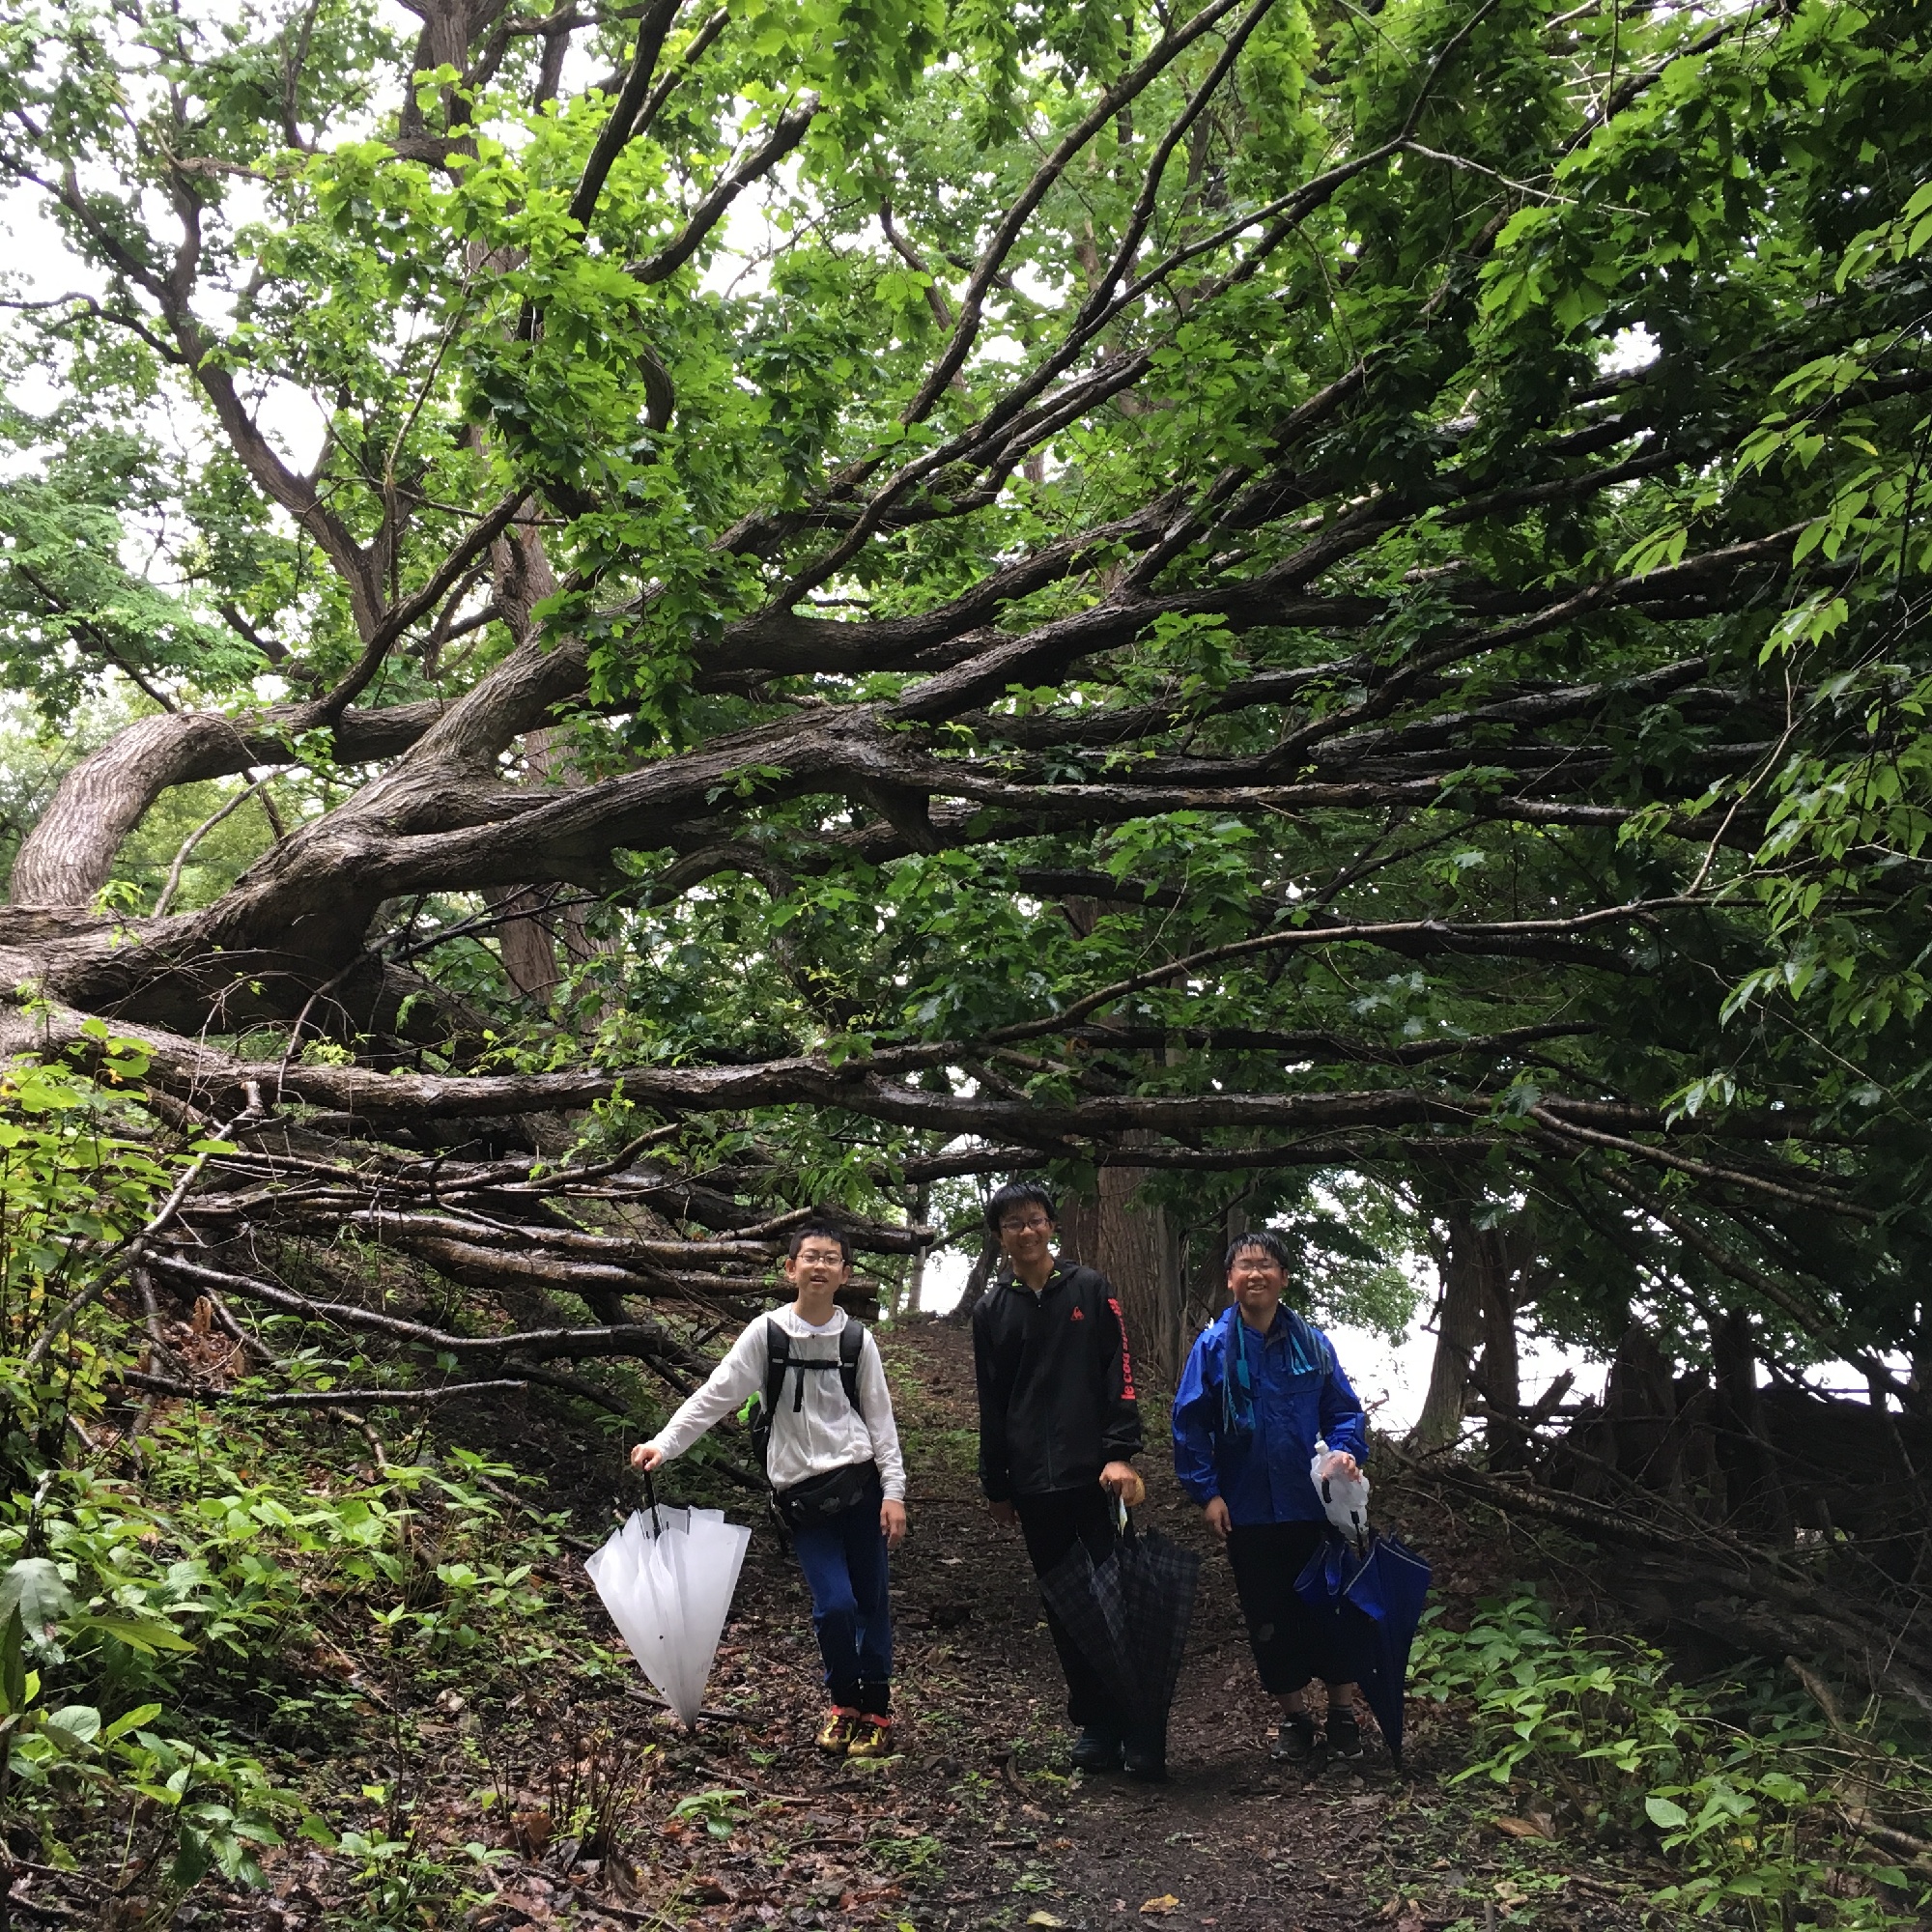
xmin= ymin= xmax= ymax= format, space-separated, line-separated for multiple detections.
xmin=0 ymin=0 xmax=1930 ymax=1433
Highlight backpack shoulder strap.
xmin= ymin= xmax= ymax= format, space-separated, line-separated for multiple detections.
xmin=762 ymin=1316 xmax=792 ymax=1413
xmin=838 ymin=1320 xmax=866 ymax=1414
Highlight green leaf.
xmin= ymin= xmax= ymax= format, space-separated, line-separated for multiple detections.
xmin=44 ymin=1704 xmax=100 ymax=1747
xmin=72 ymin=1612 xmax=197 ymax=1656
xmin=0 ymin=1608 xmax=25 ymax=1716
xmin=100 ymin=1702 xmax=163 ymax=1744
xmin=0 ymin=1559 xmax=72 ymax=1637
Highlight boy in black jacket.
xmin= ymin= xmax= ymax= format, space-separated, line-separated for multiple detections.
xmin=972 ymin=1180 xmax=1150 ymax=1776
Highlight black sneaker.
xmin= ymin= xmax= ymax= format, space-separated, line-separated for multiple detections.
xmin=1324 ymin=1709 xmax=1364 ymax=1759
xmin=1269 ymin=1714 xmax=1318 ymax=1764
xmin=1122 ymin=1740 xmax=1168 ymax=1783
xmin=1070 ymin=1725 xmax=1123 ymax=1772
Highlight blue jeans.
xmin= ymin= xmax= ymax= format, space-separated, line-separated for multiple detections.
xmin=789 ymin=1472 xmax=893 ymax=1713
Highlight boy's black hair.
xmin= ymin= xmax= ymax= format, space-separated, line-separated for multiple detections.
xmin=985 ymin=1179 xmax=1058 ymax=1235
xmin=786 ymin=1222 xmax=853 ymax=1264
xmin=1224 ymin=1227 xmax=1295 ymax=1276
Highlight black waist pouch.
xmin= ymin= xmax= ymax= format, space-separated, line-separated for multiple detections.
xmin=776 ymin=1459 xmax=879 ymax=1530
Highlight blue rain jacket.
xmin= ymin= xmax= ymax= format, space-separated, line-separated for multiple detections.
xmin=1171 ymin=1305 xmax=1368 ymax=1525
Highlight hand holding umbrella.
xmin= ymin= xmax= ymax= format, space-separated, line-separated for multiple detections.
xmin=1311 ymin=1437 xmax=1371 ymax=1554
xmin=1294 ymin=1451 xmax=1431 ymax=1769
xmin=1037 ymin=1500 xmax=1200 ymax=1778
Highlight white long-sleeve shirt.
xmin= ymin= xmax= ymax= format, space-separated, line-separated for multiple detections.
xmin=646 ymin=1306 xmax=906 ymax=1501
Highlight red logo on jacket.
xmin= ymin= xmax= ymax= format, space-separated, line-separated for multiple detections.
xmin=1108 ymin=1296 xmax=1137 ymax=1400
xmin=1069 ymin=1307 xmax=1085 ymax=1321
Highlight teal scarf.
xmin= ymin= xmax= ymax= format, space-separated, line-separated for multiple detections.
xmin=1219 ymin=1306 xmax=1327 ymax=1447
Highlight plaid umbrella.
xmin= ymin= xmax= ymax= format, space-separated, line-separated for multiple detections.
xmin=1038 ymin=1508 xmax=1203 ymax=1749
xmin=1296 ymin=1528 xmax=1432 ymax=1769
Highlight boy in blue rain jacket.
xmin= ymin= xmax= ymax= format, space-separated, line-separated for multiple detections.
xmin=1172 ymin=1229 xmax=1370 ymax=1764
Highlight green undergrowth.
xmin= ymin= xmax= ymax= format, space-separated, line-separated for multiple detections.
xmin=0 ymin=1405 xmax=577 ymax=1915
xmin=0 ymin=1038 xmax=643 ymax=1922
xmin=1412 ymin=1591 xmax=1932 ymax=1928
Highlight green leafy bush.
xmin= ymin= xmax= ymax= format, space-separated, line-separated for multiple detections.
xmin=0 ymin=1045 xmax=559 ymax=1905
xmin=1414 ymin=1592 xmax=1930 ymax=1925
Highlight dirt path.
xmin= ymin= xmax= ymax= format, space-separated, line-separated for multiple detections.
xmin=477 ymin=1322 xmax=1657 ymax=1932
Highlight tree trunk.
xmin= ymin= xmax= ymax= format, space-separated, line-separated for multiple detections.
xmin=1711 ymin=1309 xmax=1792 ymax=1540
xmin=5 ymin=703 xmax=444 ymax=908
xmin=1101 ymin=1165 xmax=1183 ymax=1394
xmin=1605 ymin=1321 xmax=1681 ymax=1490
xmin=1055 ymin=1191 xmax=1101 ymax=1273
xmin=1406 ymin=1208 xmax=1490 ymax=1454
xmin=903 ymin=1184 xmax=931 ymax=1315
xmin=483 ymin=522 xmax=572 ymax=1004
xmin=1179 ymin=1199 xmax=1245 ymax=1348
xmin=1052 ymin=1162 xmax=1183 ymax=1389
xmin=1480 ymin=1247 xmax=1521 ymax=1467
xmin=487 ymin=885 xmax=565 ymax=1000
xmin=944 ymin=1231 xmax=1002 ymax=1327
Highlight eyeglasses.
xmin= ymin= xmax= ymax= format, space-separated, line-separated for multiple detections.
xmin=999 ymin=1215 xmax=1054 ymax=1235
xmin=793 ymin=1248 xmax=847 ymax=1266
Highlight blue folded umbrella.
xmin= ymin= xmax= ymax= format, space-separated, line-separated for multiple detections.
xmin=1295 ymin=1529 xmax=1432 ymax=1769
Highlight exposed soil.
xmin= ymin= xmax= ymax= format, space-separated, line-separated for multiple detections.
xmin=33 ymin=1321 xmax=1679 ymax=1930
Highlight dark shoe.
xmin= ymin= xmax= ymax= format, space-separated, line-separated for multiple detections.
xmin=1324 ymin=1709 xmax=1364 ymax=1759
xmin=1269 ymin=1713 xmax=1318 ymax=1763
xmin=1070 ymin=1725 xmax=1123 ymax=1772
xmin=1122 ymin=1741 xmax=1168 ymax=1783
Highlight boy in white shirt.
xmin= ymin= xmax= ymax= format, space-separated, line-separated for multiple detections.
xmin=631 ymin=1224 xmax=909 ymax=1756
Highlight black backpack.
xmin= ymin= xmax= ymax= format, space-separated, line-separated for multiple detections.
xmin=747 ymin=1317 xmax=867 ymax=1477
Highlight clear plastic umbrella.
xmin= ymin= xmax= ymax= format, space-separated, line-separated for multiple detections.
xmin=584 ymin=1474 xmax=751 ymax=1727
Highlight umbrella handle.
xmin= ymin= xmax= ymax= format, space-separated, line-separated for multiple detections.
xmin=641 ymin=1463 xmax=663 ymax=1533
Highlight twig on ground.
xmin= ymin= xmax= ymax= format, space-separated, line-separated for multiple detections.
xmin=622 ymin=1686 xmax=759 ymax=1726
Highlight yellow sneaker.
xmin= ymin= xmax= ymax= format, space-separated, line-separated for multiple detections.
xmin=845 ymin=1716 xmax=895 ymax=1760
xmin=815 ymin=1706 xmax=860 ymax=1754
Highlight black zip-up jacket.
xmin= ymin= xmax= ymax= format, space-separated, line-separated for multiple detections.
xmin=973 ymin=1261 xmax=1143 ymax=1502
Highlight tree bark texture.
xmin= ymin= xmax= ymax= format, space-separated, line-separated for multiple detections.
xmin=1478 ymin=1239 xmax=1521 ymax=1467
xmin=944 ymin=1231 xmax=1002 ymax=1328
xmin=1055 ymin=1158 xmax=1183 ymax=1391
xmin=1406 ymin=1208 xmax=1492 ymax=1454
xmin=7 ymin=702 xmax=445 ymax=907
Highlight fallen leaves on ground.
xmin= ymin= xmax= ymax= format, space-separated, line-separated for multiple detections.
xmin=1492 ymin=1813 xmax=1557 ymax=1839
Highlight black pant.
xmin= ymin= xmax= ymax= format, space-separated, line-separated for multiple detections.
xmin=1012 ymin=1487 xmax=1126 ymax=1732
xmin=1225 ymin=1520 xmax=1349 ymax=1696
